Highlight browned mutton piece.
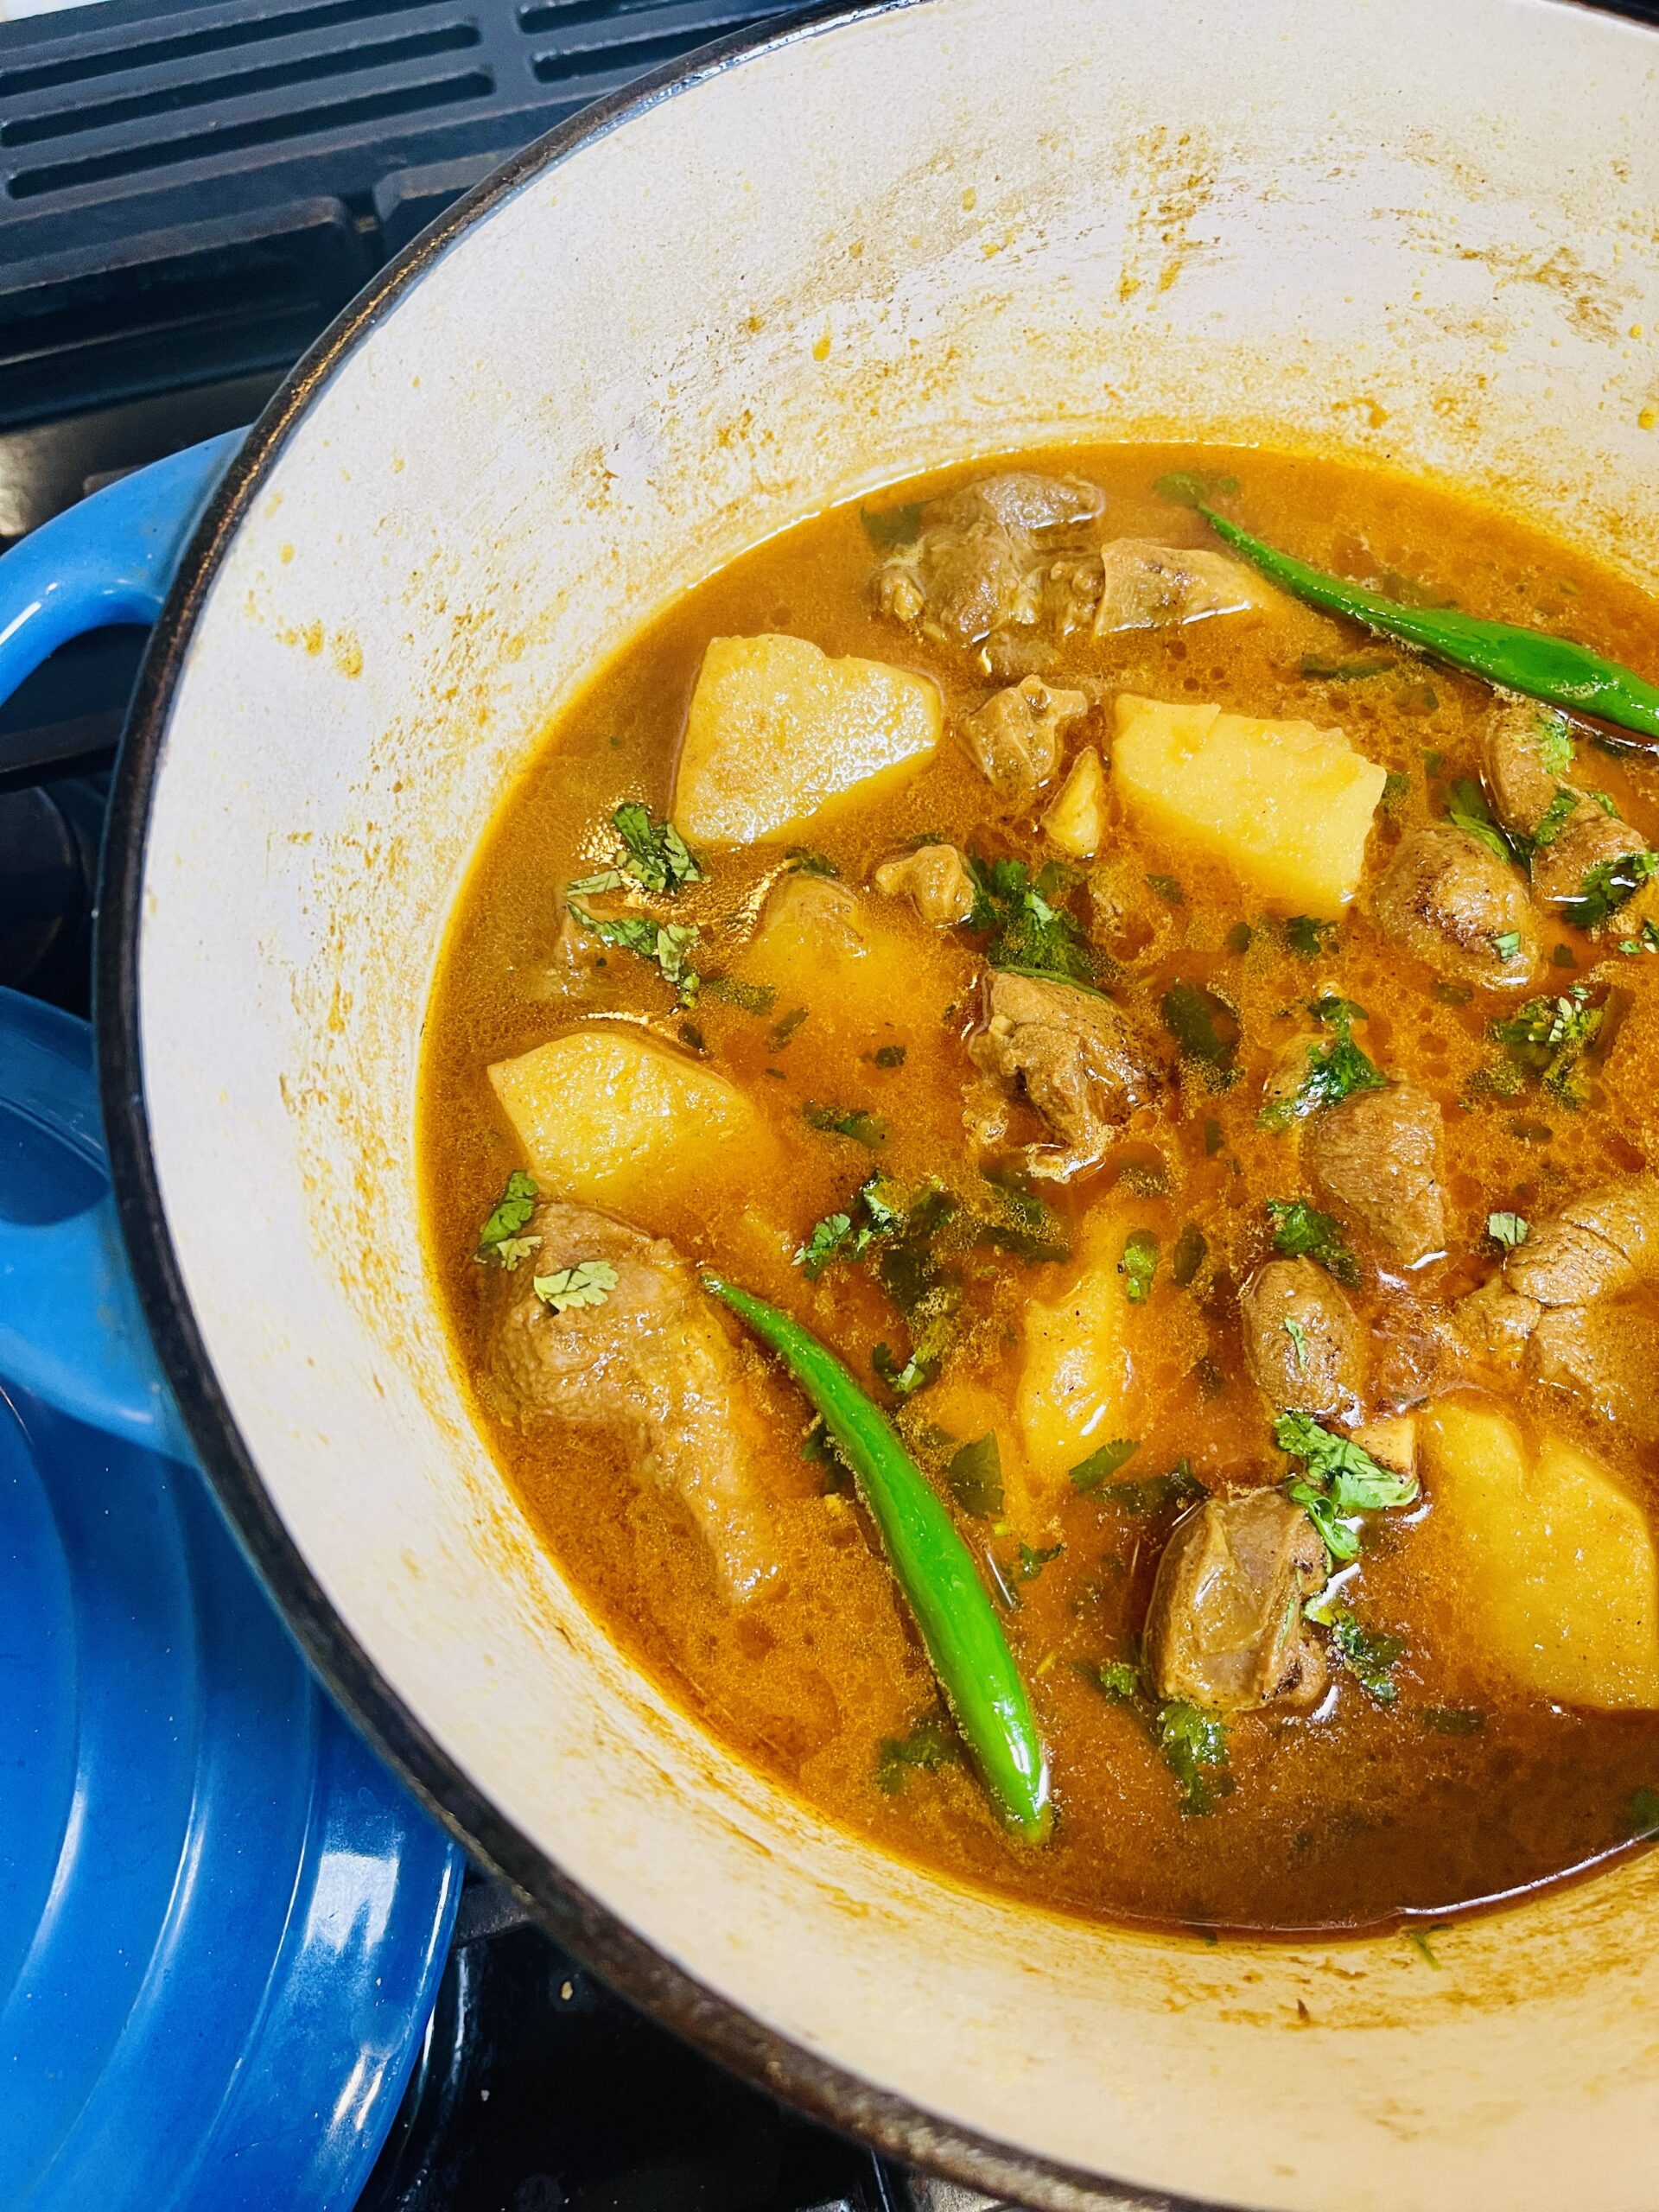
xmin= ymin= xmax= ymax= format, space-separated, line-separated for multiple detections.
xmin=959 ymin=677 xmax=1090 ymax=812
xmin=1373 ymin=823 xmax=1541 ymax=990
xmin=1238 ymin=1258 xmax=1367 ymax=1422
xmin=1455 ymin=1172 xmax=1659 ymax=1443
xmin=1092 ymin=539 xmax=1266 ymax=636
xmin=873 ymin=842 xmax=976 ymax=927
xmin=480 ymin=1198 xmax=779 ymax=1599
xmin=1145 ymin=1490 xmax=1330 ymax=1713
xmin=966 ymin=969 xmax=1160 ymax=1179
xmin=874 ymin=471 xmax=1105 ymax=652
xmin=1303 ymin=1083 xmax=1447 ymax=1268
xmin=1482 ymin=696 xmax=1655 ymax=923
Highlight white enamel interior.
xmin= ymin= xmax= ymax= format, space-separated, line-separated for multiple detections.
xmin=136 ymin=1 xmax=1659 ymax=2204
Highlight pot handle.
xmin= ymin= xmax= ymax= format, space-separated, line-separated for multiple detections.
xmin=0 ymin=988 xmax=197 ymax=1463
xmin=0 ymin=428 xmax=244 ymax=706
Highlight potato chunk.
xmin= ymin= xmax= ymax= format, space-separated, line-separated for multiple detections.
xmin=1423 ymin=1400 xmax=1659 ymax=1708
xmin=488 ymin=1027 xmax=765 ymax=1217
xmin=1111 ymin=695 xmax=1387 ymax=918
xmin=674 ymin=633 xmax=941 ymax=844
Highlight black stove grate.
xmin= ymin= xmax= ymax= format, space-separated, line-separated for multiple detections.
xmin=0 ymin=0 xmax=803 ymax=429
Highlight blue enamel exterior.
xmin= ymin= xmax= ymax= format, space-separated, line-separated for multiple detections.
xmin=0 ymin=999 xmax=461 ymax=2211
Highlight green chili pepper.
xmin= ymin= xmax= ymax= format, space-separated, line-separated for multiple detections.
xmin=1202 ymin=508 xmax=1659 ymax=743
xmin=702 ymin=1273 xmax=1052 ymax=1843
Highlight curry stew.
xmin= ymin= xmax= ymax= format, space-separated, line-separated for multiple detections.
xmin=421 ymin=445 xmax=1659 ymax=1935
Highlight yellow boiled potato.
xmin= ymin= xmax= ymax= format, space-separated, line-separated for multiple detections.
xmin=1018 ymin=1249 xmax=1137 ymax=1490
xmin=487 ymin=1027 xmax=764 ymax=1216
xmin=1423 ymin=1399 xmax=1659 ymax=1708
xmin=674 ymin=633 xmax=941 ymax=844
xmin=1112 ymin=695 xmax=1387 ymax=918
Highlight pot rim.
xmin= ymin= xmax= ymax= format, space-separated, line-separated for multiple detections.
xmin=92 ymin=3 xmax=1205 ymax=2204
xmin=92 ymin=3 xmax=1656 ymax=2204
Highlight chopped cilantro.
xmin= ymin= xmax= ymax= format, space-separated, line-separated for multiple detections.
xmin=793 ymin=1170 xmax=917 ymax=1279
xmin=1445 ymin=778 xmax=1522 ymax=867
xmin=1077 ymin=1657 xmax=1141 ymax=1700
xmin=861 ymin=501 xmax=924 ymax=550
xmin=1121 ymin=1227 xmax=1160 ymax=1302
xmin=1069 ymin=1438 xmax=1139 ymax=1493
xmin=475 ymin=1169 xmax=540 ymax=1266
xmin=702 ymin=974 xmax=776 ymax=1014
xmin=796 ymin=1211 xmax=856 ymax=1279
xmin=873 ymin=1043 xmax=907 ymax=1068
xmin=1203 ymin=1116 xmax=1225 ymax=1156
xmin=1105 ymin=1459 xmax=1207 ymax=1517
xmin=965 ymin=851 xmax=1097 ymax=986
xmin=1529 ymin=787 xmax=1580 ymax=851
xmin=803 ymin=1101 xmax=888 ymax=1147
xmin=874 ymin=1713 xmax=959 ymax=1793
xmin=1492 ymin=930 xmax=1523 ymax=963
xmin=1160 ymin=979 xmax=1240 ymax=1086
xmin=1153 ymin=468 xmax=1239 ymax=507
xmin=1147 ymin=872 xmax=1185 ymax=906
xmin=1225 ymin=920 xmax=1255 ymax=954
xmin=1014 ymin=1539 xmax=1064 ymax=1583
xmin=971 ymin=1174 xmax=1069 ymax=1263
xmin=1491 ymin=984 xmax=1605 ymax=1107
xmin=1276 ymin=1410 xmax=1419 ymax=1562
xmin=1551 ymin=943 xmax=1579 ymax=967
xmin=1283 ymin=1315 xmax=1310 ymax=1372
xmin=1171 ymin=1220 xmax=1208 ymax=1287
xmin=769 ymin=1005 xmax=809 ymax=1049
xmin=873 ymin=1282 xmax=959 ymax=1398
xmin=1405 ymin=1928 xmax=1444 ymax=1968
xmin=570 ymin=801 xmax=702 ymax=897
xmin=784 ymin=846 xmax=840 ymax=878
xmin=1157 ymin=1700 xmax=1232 ymax=1816
xmin=1432 ymin=979 xmax=1473 ymax=1006
xmin=567 ymin=899 xmax=701 ymax=998
xmin=944 ymin=1432 xmax=1003 ymax=1516
xmin=1382 ymin=769 xmax=1411 ymax=810
xmin=677 ymin=1020 xmax=705 ymax=1052
xmin=1421 ymin=1707 xmax=1485 ymax=1736
xmin=1283 ymin=915 xmax=1334 ymax=958
xmin=1535 ymin=709 xmax=1575 ymax=779
xmin=1486 ymin=1211 xmax=1529 ymax=1249
xmin=531 ymin=1259 xmax=619 ymax=1313
xmin=1260 ymin=996 xmax=1386 ymax=1129
xmin=1618 ymin=918 xmax=1659 ymax=957
xmin=1266 ymin=1198 xmax=1358 ymax=1285
xmin=1319 ymin=1606 xmax=1405 ymax=1701
xmin=1561 ymin=848 xmax=1659 ymax=930
xmin=1630 ymin=1786 xmax=1659 ymax=1838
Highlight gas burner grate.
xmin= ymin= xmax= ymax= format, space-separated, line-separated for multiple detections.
xmin=0 ymin=0 xmax=804 ymax=429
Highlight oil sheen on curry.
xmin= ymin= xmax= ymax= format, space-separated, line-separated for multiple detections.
xmin=422 ymin=445 xmax=1659 ymax=1936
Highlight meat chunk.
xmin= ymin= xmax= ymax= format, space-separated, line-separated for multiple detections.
xmin=1528 ymin=1303 xmax=1659 ymax=1445
xmin=1482 ymin=696 xmax=1571 ymax=839
xmin=1373 ymin=823 xmax=1541 ymax=990
xmin=1238 ymin=1258 xmax=1366 ymax=1422
xmin=872 ymin=842 xmax=976 ymax=926
xmin=959 ymin=676 xmax=1090 ymax=811
xmin=1092 ymin=539 xmax=1265 ymax=636
xmin=1504 ymin=1174 xmax=1659 ymax=1306
xmin=1302 ymin=1083 xmax=1447 ymax=1267
xmin=967 ymin=969 xmax=1160 ymax=1179
xmin=1453 ymin=1274 xmax=1541 ymax=1370
xmin=1530 ymin=801 xmax=1653 ymax=919
xmin=756 ymin=868 xmax=868 ymax=956
xmin=481 ymin=1198 xmax=778 ymax=1600
xmin=1145 ymin=1489 xmax=1329 ymax=1713
xmin=875 ymin=472 xmax=1104 ymax=651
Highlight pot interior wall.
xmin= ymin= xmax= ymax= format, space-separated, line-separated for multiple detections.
xmin=132 ymin=1 xmax=1659 ymax=2204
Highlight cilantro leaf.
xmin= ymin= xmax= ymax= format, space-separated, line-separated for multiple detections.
xmin=1490 ymin=984 xmax=1605 ymax=1107
xmin=1561 ymin=848 xmax=1659 ymax=931
xmin=475 ymin=1169 xmax=541 ymax=1265
xmin=1319 ymin=1605 xmax=1405 ymax=1701
xmin=944 ymin=1432 xmax=1004 ymax=1516
xmin=1160 ymin=980 xmax=1240 ymax=1086
xmin=1630 ymin=1786 xmax=1659 ymax=1839
xmin=1153 ymin=468 xmax=1239 ymax=508
xmin=1265 ymin=1198 xmax=1358 ymax=1285
xmin=1014 ymin=1539 xmax=1063 ymax=1582
xmin=1529 ymin=787 xmax=1580 ymax=852
xmin=1492 ymin=930 xmax=1523 ymax=963
xmin=1147 ymin=872 xmax=1185 ymax=906
xmin=785 ymin=846 xmax=840 ymax=878
xmin=874 ymin=1713 xmax=959 ymax=1793
xmin=796 ymin=1211 xmax=856 ymax=1279
xmin=702 ymin=974 xmax=776 ymax=1014
xmin=1534 ymin=708 xmax=1575 ymax=780
xmin=531 ymin=1259 xmax=619 ymax=1313
xmin=1077 ymin=1657 xmax=1141 ymax=1699
xmin=793 ymin=1171 xmax=920 ymax=1279
xmin=567 ymin=898 xmax=701 ymax=998
xmin=1070 ymin=1438 xmax=1139 ymax=1493
xmin=1287 ymin=1479 xmax=1360 ymax=1562
xmin=965 ymin=851 xmax=1097 ymax=986
xmin=1121 ymin=1227 xmax=1160 ymax=1302
xmin=803 ymin=1101 xmax=888 ymax=1147
xmin=1260 ymin=997 xmax=1386 ymax=1129
xmin=1283 ymin=1314 xmax=1310 ymax=1371
xmin=1274 ymin=1411 xmax=1418 ymax=1512
xmin=1170 ymin=1220 xmax=1208 ymax=1287
xmin=1445 ymin=778 xmax=1525 ymax=867
xmin=611 ymin=800 xmax=702 ymax=893
xmin=1487 ymin=1211 xmax=1529 ymax=1249
xmin=1283 ymin=915 xmax=1335 ymax=958
xmin=1156 ymin=1700 xmax=1232 ymax=1816
xmin=769 ymin=1004 xmax=809 ymax=1049
xmin=873 ymin=1282 xmax=959 ymax=1398
xmin=861 ymin=502 xmax=924 ymax=550
xmin=1103 ymin=1459 xmax=1207 ymax=1516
